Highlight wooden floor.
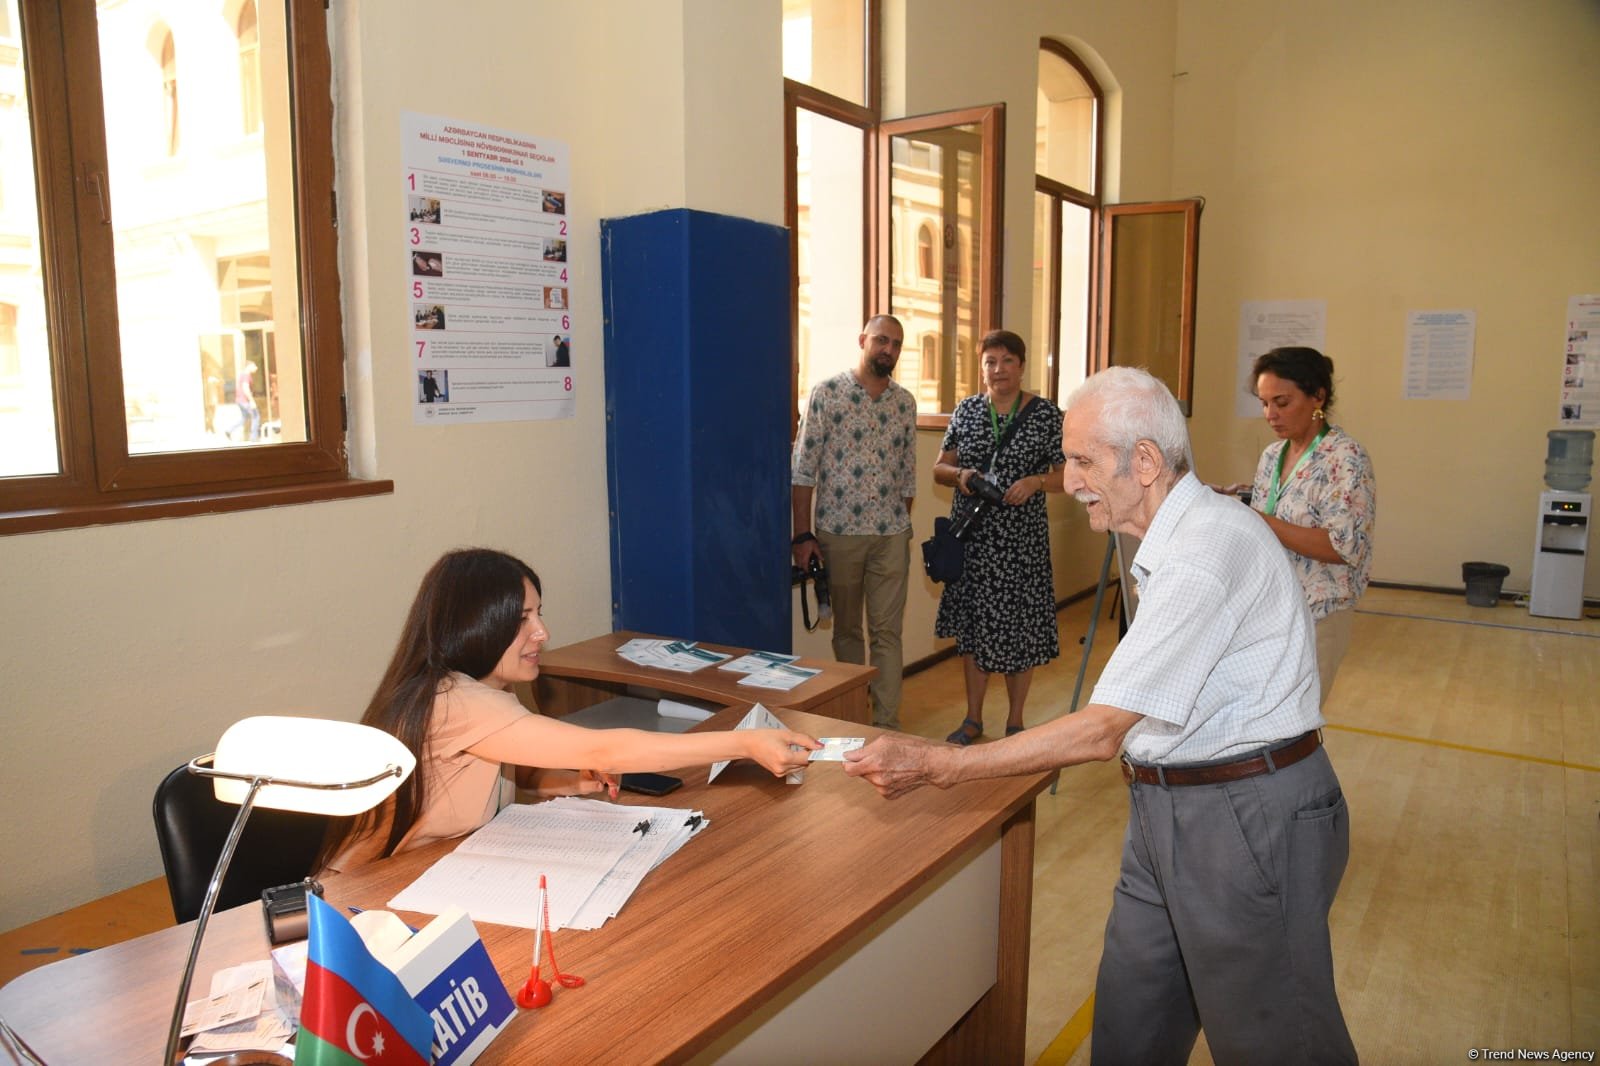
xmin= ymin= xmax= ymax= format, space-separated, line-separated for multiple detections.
xmin=900 ymin=585 xmax=1600 ymax=1065
xmin=6 ymin=586 xmax=1595 ymax=1064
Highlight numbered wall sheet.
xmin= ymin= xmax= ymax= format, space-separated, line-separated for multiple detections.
xmin=403 ymin=112 xmax=575 ymax=424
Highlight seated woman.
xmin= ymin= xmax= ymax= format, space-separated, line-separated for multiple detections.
xmin=319 ymin=549 xmax=819 ymax=872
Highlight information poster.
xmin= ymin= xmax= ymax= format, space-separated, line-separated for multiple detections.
xmin=1235 ymin=300 xmax=1326 ymax=418
xmin=1559 ymin=294 xmax=1600 ymax=426
xmin=403 ymin=112 xmax=574 ymax=424
xmin=1403 ymin=310 xmax=1475 ymax=401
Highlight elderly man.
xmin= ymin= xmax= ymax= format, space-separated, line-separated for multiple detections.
xmin=791 ymin=315 xmax=918 ymax=730
xmin=845 ymin=367 xmax=1357 ymax=1065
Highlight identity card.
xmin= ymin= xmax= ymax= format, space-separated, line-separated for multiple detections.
xmin=808 ymin=737 xmax=865 ymax=761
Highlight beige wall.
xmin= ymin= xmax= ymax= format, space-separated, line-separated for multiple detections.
xmin=796 ymin=0 xmax=1181 ymax=662
xmin=1176 ymin=0 xmax=1600 ymax=597
xmin=0 ymin=0 xmax=779 ymax=931
xmin=10 ymin=0 xmax=1590 ymax=932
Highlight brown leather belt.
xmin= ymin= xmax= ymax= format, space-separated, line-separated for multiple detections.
xmin=1120 ymin=729 xmax=1323 ymax=787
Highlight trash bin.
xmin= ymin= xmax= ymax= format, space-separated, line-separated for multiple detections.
xmin=1462 ymin=562 xmax=1509 ymax=607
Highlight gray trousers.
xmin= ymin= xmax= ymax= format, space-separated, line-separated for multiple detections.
xmin=1091 ymin=745 xmax=1358 ymax=1066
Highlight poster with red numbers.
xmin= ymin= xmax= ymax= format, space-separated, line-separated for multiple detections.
xmin=403 ymin=111 xmax=574 ymax=424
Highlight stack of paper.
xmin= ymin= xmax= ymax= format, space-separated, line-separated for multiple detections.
xmin=387 ymin=799 xmax=709 ymax=931
xmin=616 ymin=638 xmax=731 ymax=672
xmin=736 ymin=662 xmax=821 ymax=691
xmin=179 ymin=959 xmax=297 ymax=1059
xmin=717 ymin=650 xmax=822 ymax=690
xmin=717 ymin=650 xmax=800 ymax=674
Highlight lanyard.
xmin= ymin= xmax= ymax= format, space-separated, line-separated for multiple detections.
xmin=987 ymin=393 xmax=1021 ymax=445
xmin=1264 ymin=425 xmax=1328 ymax=516
xmin=985 ymin=394 xmax=1022 ymax=474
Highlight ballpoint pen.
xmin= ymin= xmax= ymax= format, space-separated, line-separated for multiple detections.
xmin=516 ymin=875 xmax=553 ymax=1009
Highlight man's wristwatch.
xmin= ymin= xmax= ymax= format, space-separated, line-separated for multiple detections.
xmin=792 ymin=532 xmax=817 ymax=546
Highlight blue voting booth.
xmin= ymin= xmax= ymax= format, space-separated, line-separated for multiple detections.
xmin=600 ymin=208 xmax=791 ymax=652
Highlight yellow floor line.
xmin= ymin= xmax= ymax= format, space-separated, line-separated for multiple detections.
xmin=1324 ymin=722 xmax=1599 ymax=773
xmin=1037 ymin=991 xmax=1095 ymax=1066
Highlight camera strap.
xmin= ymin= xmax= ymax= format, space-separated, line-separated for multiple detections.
xmin=798 ymin=577 xmax=821 ymax=632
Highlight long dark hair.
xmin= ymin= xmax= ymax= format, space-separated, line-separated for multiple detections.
xmin=318 ymin=549 xmax=541 ymax=867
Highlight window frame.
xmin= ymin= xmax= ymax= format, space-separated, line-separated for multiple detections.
xmin=783 ymin=0 xmax=879 ymax=437
xmin=1035 ymin=38 xmax=1103 ymax=405
xmin=2 ymin=0 xmax=386 ymax=535
xmin=875 ymin=103 xmax=1005 ymax=430
xmin=1095 ymin=198 xmax=1203 ymax=414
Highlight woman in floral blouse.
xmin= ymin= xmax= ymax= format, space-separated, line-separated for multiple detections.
xmin=1246 ymin=347 xmax=1376 ymax=704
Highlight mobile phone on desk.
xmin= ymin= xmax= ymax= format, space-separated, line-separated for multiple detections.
xmin=620 ymin=772 xmax=682 ymax=796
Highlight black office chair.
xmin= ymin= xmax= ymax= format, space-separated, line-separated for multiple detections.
xmin=152 ymin=764 xmax=333 ymax=923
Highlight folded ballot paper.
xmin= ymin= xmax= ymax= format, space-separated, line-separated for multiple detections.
xmin=387 ymin=797 xmax=710 ymax=932
xmin=708 ymin=703 xmax=806 ymax=784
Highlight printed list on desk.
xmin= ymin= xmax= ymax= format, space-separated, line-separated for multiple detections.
xmin=387 ymin=798 xmax=710 ymax=931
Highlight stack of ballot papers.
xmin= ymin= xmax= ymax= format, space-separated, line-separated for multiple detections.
xmin=387 ymin=798 xmax=709 ymax=931
xmin=616 ymin=638 xmax=731 ymax=672
xmin=178 ymin=959 xmax=297 ymax=1059
xmin=718 ymin=650 xmax=823 ymax=691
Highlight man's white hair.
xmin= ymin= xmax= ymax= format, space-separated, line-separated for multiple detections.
xmin=1066 ymin=367 xmax=1190 ymax=476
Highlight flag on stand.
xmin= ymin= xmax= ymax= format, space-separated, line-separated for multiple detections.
xmin=295 ymin=893 xmax=434 ymax=1065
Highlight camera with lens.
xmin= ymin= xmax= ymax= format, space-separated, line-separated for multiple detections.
xmin=949 ymin=475 xmax=1007 ymax=541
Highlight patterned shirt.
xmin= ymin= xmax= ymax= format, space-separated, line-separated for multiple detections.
xmin=792 ymin=370 xmax=917 ymax=536
xmin=1093 ymin=473 xmax=1323 ymax=764
xmin=1250 ymin=425 xmax=1376 ymax=619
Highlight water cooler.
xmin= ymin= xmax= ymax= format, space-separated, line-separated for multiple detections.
xmin=1528 ymin=430 xmax=1593 ymax=619
xmin=1529 ymin=492 xmax=1589 ymax=618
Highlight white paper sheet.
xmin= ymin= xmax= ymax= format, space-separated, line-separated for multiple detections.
xmin=387 ymin=799 xmax=707 ymax=930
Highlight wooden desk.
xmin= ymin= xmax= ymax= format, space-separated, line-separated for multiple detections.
xmin=533 ymin=630 xmax=876 ymax=725
xmin=0 ymin=708 xmax=1049 ymax=1064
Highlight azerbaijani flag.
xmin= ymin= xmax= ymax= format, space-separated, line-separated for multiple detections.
xmin=295 ymin=893 xmax=434 ymax=1065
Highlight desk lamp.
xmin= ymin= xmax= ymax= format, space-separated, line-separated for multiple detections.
xmin=164 ymin=716 xmax=415 ymax=1065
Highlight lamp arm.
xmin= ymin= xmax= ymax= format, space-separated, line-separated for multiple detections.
xmin=186 ymin=754 xmax=404 ymax=794
xmin=163 ymin=777 xmax=263 ymax=1066
xmin=161 ymin=755 xmax=404 ymax=1062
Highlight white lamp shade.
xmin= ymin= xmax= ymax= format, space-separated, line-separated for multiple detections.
xmin=210 ymin=715 xmax=416 ymax=816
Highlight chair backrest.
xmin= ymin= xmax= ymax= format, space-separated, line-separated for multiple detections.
xmin=152 ymin=764 xmax=333 ymax=923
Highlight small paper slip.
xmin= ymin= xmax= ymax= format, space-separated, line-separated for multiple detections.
xmin=187 ymin=973 xmax=296 ymax=1055
xmin=808 ymin=737 xmax=864 ymax=761
xmin=718 ymin=650 xmax=800 ymax=674
xmin=178 ymin=963 xmax=269 ymax=1037
xmin=737 ymin=662 xmax=822 ymax=691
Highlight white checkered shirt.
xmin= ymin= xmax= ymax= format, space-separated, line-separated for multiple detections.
xmin=1092 ymin=473 xmax=1323 ymax=764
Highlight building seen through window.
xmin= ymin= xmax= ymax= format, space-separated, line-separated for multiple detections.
xmin=0 ymin=0 xmax=348 ymax=524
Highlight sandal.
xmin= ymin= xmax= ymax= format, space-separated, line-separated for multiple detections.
xmin=946 ymin=718 xmax=983 ymax=745
xmin=1005 ymin=724 xmax=1025 ymax=737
